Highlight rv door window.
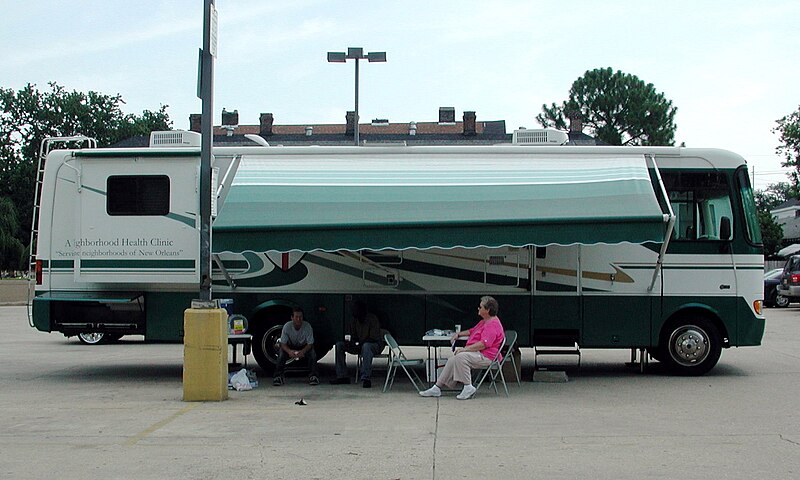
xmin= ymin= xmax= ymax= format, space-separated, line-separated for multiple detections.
xmin=106 ymin=175 xmax=170 ymax=216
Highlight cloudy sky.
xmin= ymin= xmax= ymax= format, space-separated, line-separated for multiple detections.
xmin=3 ymin=0 xmax=798 ymax=188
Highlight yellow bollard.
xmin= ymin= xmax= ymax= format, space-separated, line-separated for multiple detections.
xmin=183 ymin=308 xmax=228 ymax=401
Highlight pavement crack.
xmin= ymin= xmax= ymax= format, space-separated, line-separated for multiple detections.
xmin=780 ymin=434 xmax=800 ymax=446
xmin=125 ymin=403 xmax=198 ymax=446
xmin=432 ymin=398 xmax=440 ymax=480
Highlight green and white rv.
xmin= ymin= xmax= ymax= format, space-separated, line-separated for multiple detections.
xmin=29 ymin=132 xmax=765 ymax=375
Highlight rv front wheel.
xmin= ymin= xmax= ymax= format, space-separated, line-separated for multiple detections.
xmin=659 ymin=316 xmax=722 ymax=376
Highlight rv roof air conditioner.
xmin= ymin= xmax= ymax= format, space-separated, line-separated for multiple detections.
xmin=512 ymin=129 xmax=568 ymax=145
xmin=149 ymin=130 xmax=201 ymax=148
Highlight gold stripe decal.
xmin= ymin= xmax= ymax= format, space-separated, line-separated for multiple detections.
xmin=537 ymin=264 xmax=634 ymax=283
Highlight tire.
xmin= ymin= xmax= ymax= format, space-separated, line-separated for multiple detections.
xmin=77 ymin=332 xmax=108 ymax=345
xmin=251 ymin=323 xmax=283 ymax=374
xmin=251 ymin=325 xmax=333 ymax=374
xmin=776 ymin=294 xmax=790 ymax=308
xmin=659 ymin=316 xmax=722 ymax=376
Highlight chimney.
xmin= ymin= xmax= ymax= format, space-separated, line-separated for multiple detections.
xmin=439 ymin=107 xmax=455 ymax=124
xmin=345 ymin=111 xmax=356 ymax=136
xmin=568 ymin=112 xmax=583 ymax=133
xmin=259 ymin=113 xmax=274 ymax=136
xmin=221 ymin=108 xmax=239 ymax=126
xmin=189 ymin=114 xmax=201 ymax=133
xmin=463 ymin=111 xmax=476 ymax=136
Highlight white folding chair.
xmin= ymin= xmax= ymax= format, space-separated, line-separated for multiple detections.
xmin=382 ymin=333 xmax=425 ymax=392
xmin=474 ymin=330 xmax=519 ymax=397
xmin=355 ymin=329 xmax=391 ymax=381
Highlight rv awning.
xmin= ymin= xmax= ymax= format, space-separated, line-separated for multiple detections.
xmin=212 ymin=151 xmax=670 ymax=253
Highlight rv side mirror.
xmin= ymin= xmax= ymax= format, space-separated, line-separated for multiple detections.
xmin=720 ymin=216 xmax=731 ymax=241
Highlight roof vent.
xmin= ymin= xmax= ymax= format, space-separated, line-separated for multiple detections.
xmin=512 ymin=129 xmax=568 ymax=145
xmin=149 ymin=130 xmax=201 ymax=147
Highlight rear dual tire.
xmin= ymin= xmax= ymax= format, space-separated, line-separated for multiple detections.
xmin=77 ymin=332 xmax=122 ymax=345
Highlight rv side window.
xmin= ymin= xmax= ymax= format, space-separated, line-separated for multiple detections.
xmin=736 ymin=167 xmax=763 ymax=244
xmin=663 ymin=171 xmax=733 ymax=241
xmin=106 ymin=175 xmax=170 ymax=216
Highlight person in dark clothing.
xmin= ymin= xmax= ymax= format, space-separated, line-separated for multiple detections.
xmin=330 ymin=301 xmax=383 ymax=388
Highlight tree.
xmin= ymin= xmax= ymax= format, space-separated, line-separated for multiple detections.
xmin=537 ymin=67 xmax=677 ymax=146
xmin=0 ymin=197 xmax=24 ymax=271
xmin=0 ymin=82 xmax=171 ymax=251
xmin=775 ymin=105 xmax=800 ymax=191
xmin=754 ymin=182 xmax=792 ymax=258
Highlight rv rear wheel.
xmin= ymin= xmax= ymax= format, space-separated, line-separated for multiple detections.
xmin=252 ymin=324 xmax=283 ymax=374
xmin=251 ymin=323 xmax=333 ymax=374
xmin=77 ymin=332 xmax=108 ymax=345
xmin=659 ymin=316 xmax=722 ymax=376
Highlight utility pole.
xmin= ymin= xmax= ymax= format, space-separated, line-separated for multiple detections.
xmin=198 ymin=0 xmax=216 ymax=300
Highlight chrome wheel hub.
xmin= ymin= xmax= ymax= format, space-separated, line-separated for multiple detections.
xmin=669 ymin=326 xmax=709 ymax=366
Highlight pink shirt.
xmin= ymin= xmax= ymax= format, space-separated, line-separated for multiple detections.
xmin=466 ymin=316 xmax=505 ymax=361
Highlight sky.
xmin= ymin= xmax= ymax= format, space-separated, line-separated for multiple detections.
xmin=2 ymin=0 xmax=799 ymax=189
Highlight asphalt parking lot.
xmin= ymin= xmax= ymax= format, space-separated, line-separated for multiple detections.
xmin=1 ymin=305 xmax=799 ymax=480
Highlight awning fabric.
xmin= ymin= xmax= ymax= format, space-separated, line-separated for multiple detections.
xmin=212 ymin=150 xmax=669 ymax=253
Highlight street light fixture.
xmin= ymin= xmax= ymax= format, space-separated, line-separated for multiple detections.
xmin=327 ymin=47 xmax=387 ymax=146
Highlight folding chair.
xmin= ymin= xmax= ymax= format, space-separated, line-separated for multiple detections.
xmin=382 ymin=333 xmax=425 ymax=392
xmin=355 ymin=329 xmax=391 ymax=381
xmin=474 ymin=330 xmax=520 ymax=397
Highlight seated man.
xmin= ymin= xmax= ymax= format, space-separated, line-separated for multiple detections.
xmin=330 ymin=300 xmax=383 ymax=388
xmin=273 ymin=307 xmax=319 ymax=386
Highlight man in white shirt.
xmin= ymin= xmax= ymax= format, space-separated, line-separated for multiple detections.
xmin=273 ymin=307 xmax=319 ymax=386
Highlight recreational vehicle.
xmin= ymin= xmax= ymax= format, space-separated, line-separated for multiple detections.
xmin=29 ymin=132 xmax=766 ymax=376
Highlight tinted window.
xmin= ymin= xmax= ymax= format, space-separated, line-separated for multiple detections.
xmin=663 ymin=171 xmax=733 ymax=241
xmin=107 ymin=175 xmax=170 ymax=216
xmin=736 ymin=168 xmax=762 ymax=244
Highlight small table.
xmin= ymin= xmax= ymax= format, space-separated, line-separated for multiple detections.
xmin=422 ymin=334 xmax=455 ymax=383
xmin=228 ymin=334 xmax=252 ymax=368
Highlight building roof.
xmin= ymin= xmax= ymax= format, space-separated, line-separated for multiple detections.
xmin=773 ymin=198 xmax=800 ymax=211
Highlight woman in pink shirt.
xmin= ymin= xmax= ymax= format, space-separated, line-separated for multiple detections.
xmin=420 ymin=296 xmax=505 ymax=400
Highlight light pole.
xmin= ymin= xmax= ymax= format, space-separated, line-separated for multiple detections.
xmin=327 ymin=47 xmax=386 ymax=146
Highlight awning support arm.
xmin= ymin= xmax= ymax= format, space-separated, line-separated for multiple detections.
xmin=647 ymin=154 xmax=676 ymax=292
xmin=212 ymin=254 xmax=236 ymax=289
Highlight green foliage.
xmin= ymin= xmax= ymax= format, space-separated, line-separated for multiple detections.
xmin=758 ymin=210 xmax=784 ymax=258
xmin=775 ymin=105 xmax=800 ymax=191
xmin=754 ymin=182 xmax=792 ymax=257
xmin=754 ymin=182 xmax=794 ymax=211
xmin=0 ymin=82 xmax=171 ymax=249
xmin=537 ymin=67 xmax=677 ymax=146
xmin=0 ymin=197 xmax=24 ymax=270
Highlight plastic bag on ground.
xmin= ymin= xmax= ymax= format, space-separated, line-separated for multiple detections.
xmin=229 ymin=368 xmax=253 ymax=391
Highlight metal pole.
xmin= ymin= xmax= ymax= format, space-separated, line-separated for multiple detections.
xmin=354 ymin=57 xmax=360 ymax=146
xmin=199 ymin=0 xmax=215 ymax=301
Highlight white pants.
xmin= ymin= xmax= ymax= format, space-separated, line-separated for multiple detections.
xmin=436 ymin=351 xmax=491 ymax=389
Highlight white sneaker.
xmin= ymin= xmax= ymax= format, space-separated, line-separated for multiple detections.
xmin=456 ymin=384 xmax=477 ymax=400
xmin=419 ymin=385 xmax=441 ymax=397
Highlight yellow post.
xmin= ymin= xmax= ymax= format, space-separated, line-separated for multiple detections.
xmin=183 ymin=308 xmax=228 ymax=401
